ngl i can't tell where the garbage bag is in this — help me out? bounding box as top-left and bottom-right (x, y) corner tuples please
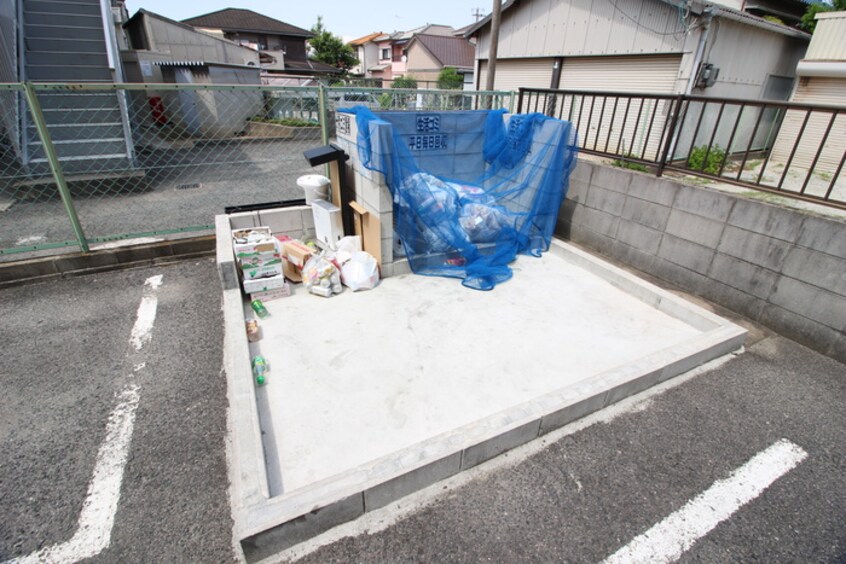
(341, 251), (380, 291)
(302, 252), (342, 297)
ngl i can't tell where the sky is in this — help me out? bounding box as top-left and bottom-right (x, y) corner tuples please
(122, 0), (490, 41)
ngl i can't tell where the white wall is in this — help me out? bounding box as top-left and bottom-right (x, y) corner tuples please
(700, 17), (806, 100)
(475, 0), (696, 60)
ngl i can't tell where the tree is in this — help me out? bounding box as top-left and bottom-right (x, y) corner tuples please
(309, 16), (358, 72)
(800, 0), (846, 33)
(436, 67), (464, 90)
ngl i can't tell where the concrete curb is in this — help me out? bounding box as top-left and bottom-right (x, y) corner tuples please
(221, 238), (747, 561)
(0, 236), (216, 288)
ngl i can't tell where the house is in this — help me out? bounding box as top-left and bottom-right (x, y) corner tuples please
(402, 34), (475, 86)
(0, 0), (135, 175)
(181, 8), (339, 77)
(121, 9), (260, 84)
(368, 33), (396, 81)
(465, 0), (811, 159)
(359, 24), (460, 83)
(349, 31), (383, 76)
(389, 24), (456, 77)
(770, 11), (846, 171)
(465, 0), (809, 100)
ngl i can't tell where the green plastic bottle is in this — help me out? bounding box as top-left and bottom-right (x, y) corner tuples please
(252, 356), (268, 386)
(250, 299), (269, 318)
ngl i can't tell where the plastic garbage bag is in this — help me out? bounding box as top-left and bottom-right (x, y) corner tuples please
(302, 252), (342, 297)
(341, 251), (380, 291)
(334, 236), (362, 265)
(459, 203), (510, 243)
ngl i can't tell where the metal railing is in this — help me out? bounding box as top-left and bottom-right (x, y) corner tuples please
(519, 88), (846, 210)
(0, 82), (513, 261)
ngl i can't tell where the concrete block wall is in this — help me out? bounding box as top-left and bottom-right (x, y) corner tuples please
(335, 112), (396, 266)
(559, 160), (846, 363)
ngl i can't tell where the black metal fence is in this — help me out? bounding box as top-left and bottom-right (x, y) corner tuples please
(518, 88), (846, 210)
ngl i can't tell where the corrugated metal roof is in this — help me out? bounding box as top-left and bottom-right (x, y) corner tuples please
(153, 60), (258, 69)
(713, 5), (811, 38)
(283, 59), (342, 74)
(465, 0), (810, 39)
(410, 34), (475, 69)
(182, 8), (313, 37)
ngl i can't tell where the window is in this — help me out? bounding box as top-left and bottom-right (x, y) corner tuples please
(381, 48), (390, 60)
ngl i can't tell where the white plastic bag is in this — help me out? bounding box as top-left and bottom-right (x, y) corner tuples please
(341, 251), (380, 291)
(302, 252), (342, 297)
(334, 236), (362, 265)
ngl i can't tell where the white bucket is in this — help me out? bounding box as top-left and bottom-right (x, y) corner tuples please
(297, 174), (331, 204)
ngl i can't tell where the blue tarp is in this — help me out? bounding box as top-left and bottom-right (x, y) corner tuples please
(341, 107), (578, 290)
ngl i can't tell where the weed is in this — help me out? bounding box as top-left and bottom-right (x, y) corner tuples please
(687, 145), (726, 175)
(611, 154), (649, 173)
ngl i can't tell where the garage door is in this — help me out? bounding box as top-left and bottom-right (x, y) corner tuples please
(477, 58), (555, 91)
(558, 55), (681, 93)
(556, 55), (682, 158)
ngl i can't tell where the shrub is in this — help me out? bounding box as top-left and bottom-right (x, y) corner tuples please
(437, 67), (464, 90)
(687, 145), (725, 175)
(392, 75), (418, 89)
(250, 117), (318, 127)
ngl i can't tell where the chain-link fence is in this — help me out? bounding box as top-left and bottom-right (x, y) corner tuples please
(0, 82), (513, 262)
(0, 83), (83, 259)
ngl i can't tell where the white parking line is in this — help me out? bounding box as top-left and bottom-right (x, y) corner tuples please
(5, 275), (163, 564)
(602, 439), (808, 564)
(8, 386), (142, 564)
(129, 275), (163, 351)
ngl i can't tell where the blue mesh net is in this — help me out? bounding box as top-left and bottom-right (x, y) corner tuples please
(341, 106), (578, 290)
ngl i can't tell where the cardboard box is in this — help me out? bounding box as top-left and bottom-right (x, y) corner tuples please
(232, 227), (277, 256)
(282, 240), (314, 268)
(243, 273), (288, 294)
(282, 260), (302, 283)
(241, 260), (284, 281)
(281, 240), (314, 283)
(250, 284), (292, 301)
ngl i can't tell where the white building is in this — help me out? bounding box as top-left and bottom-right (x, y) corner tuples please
(770, 11), (846, 171)
(465, 0), (809, 100)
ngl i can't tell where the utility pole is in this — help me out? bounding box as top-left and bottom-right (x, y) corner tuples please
(472, 8), (484, 21)
(484, 0), (502, 97)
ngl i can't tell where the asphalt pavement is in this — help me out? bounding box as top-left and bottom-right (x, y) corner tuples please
(0, 258), (234, 562)
(0, 257), (844, 563)
(291, 335), (846, 563)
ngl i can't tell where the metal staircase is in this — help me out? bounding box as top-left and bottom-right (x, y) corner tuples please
(20, 0), (135, 175)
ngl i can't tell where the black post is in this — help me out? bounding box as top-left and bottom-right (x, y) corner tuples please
(657, 95), (685, 178)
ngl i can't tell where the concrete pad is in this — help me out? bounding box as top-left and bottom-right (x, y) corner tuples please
(222, 239), (746, 559)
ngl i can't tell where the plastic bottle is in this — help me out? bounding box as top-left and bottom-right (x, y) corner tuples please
(250, 299), (269, 318)
(252, 355), (268, 386)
